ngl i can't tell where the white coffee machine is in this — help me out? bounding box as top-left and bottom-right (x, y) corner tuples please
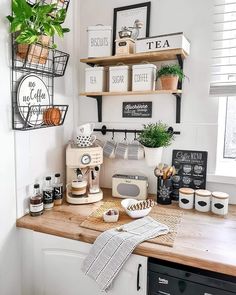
(66, 142), (103, 204)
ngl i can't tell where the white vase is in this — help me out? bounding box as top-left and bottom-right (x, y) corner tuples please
(144, 146), (163, 167)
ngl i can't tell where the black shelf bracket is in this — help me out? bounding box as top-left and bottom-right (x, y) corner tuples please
(173, 93), (181, 124)
(87, 95), (102, 122)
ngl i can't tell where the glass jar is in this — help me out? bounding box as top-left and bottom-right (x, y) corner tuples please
(30, 184), (43, 217)
(53, 173), (63, 205)
(43, 176), (54, 210)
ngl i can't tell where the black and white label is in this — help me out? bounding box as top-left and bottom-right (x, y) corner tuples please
(43, 190), (53, 204)
(54, 186), (63, 200)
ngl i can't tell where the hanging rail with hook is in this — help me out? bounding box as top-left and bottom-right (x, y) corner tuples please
(94, 125), (181, 136)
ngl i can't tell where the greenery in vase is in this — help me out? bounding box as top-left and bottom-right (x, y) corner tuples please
(6, 0), (70, 48)
(138, 122), (174, 148)
(157, 64), (184, 81)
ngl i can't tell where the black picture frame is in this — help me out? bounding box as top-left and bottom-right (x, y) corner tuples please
(112, 2), (151, 55)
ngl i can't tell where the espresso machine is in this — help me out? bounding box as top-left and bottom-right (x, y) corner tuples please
(66, 142), (103, 204)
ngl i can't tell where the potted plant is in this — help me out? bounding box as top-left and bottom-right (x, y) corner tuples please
(157, 64), (184, 91)
(138, 122), (174, 166)
(6, 0), (70, 64)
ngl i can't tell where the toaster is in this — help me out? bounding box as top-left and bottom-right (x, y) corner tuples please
(112, 174), (148, 200)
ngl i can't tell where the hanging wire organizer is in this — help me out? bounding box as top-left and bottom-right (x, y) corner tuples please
(11, 0), (70, 131)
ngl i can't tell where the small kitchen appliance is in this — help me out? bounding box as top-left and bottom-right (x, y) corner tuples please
(112, 174), (148, 200)
(66, 142), (103, 204)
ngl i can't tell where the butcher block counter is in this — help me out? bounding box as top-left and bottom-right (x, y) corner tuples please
(16, 188), (236, 277)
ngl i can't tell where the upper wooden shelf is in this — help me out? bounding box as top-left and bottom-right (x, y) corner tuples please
(80, 90), (182, 97)
(80, 49), (188, 66)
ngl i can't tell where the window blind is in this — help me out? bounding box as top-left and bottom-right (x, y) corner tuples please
(210, 0), (236, 95)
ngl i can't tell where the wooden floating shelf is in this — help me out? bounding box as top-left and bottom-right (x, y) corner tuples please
(80, 90), (182, 97)
(80, 49), (188, 66)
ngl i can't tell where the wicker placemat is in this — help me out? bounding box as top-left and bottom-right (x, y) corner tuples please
(80, 200), (183, 247)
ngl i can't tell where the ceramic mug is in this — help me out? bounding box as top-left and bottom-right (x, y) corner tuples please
(115, 142), (128, 159)
(103, 140), (116, 158)
(127, 143), (144, 160)
(77, 123), (95, 136)
(77, 135), (96, 147)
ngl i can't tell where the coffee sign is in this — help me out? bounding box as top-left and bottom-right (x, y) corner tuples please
(17, 74), (50, 126)
(171, 150), (208, 198)
(123, 102), (152, 118)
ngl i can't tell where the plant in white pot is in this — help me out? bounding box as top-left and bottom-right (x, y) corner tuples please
(138, 122), (174, 166)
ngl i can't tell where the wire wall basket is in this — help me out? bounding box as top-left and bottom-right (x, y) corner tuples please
(13, 42), (70, 77)
(26, 0), (70, 12)
(13, 104), (69, 131)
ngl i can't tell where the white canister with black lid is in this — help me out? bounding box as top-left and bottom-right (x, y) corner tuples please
(179, 188), (195, 209)
(212, 192), (229, 216)
(195, 189), (211, 212)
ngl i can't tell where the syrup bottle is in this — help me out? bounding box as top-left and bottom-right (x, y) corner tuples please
(53, 173), (63, 206)
(43, 176), (54, 210)
(30, 184), (43, 217)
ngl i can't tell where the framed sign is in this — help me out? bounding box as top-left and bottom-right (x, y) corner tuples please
(17, 74), (50, 126)
(123, 101), (152, 118)
(172, 150), (208, 197)
(113, 2), (151, 54)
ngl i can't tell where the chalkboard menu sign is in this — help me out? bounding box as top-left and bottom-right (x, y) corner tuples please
(172, 150), (208, 197)
(122, 102), (152, 118)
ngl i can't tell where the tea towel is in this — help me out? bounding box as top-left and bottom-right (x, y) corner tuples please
(82, 216), (169, 292)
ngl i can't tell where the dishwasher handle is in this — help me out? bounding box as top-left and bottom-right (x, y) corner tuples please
(137, 263), (142, 291)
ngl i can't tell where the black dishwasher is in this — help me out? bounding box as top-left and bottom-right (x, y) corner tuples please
(148, 258), (236, 295)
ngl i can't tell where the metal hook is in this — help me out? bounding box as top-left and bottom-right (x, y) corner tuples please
(124, 129), (127, 141)
(112, 129), (115, 140)
(134, 130), (137, 141)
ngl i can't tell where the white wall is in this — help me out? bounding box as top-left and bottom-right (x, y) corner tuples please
(15, 2), (77, 217)
(0, 1), (21, 294)
(77, 0), (236, 203)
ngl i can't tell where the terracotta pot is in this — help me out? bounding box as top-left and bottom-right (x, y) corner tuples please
(17, 35), (51, 65)
(160, 75), (179, 90)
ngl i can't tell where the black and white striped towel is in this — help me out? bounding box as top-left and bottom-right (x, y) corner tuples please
(82, 216), (169, 292)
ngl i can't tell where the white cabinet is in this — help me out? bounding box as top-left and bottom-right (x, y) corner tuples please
(20, 230), (147, 295)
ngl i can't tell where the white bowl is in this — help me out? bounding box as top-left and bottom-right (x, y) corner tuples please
(121, 199), (152, 219)
(103, 209), (119, 223)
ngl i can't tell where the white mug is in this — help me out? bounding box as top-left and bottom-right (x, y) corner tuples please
(77, 135), (96, 147)
(77, 123), (95, 136)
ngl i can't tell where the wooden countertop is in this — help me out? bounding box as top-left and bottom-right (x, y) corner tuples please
(16, 189), (236, 277)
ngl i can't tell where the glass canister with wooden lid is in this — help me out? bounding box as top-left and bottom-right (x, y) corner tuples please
(195, 189), (211, 212)
(212, 191), (229, 215)
(179, 187), (195, 209)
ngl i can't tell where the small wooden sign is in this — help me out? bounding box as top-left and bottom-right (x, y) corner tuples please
(122, 102), (152, 118)
(171, 150), (208, 198)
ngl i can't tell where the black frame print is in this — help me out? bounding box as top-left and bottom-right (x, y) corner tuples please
(112, 2), (151, 55)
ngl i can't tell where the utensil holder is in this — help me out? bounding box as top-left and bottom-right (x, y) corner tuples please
(157, 177), (173, 205)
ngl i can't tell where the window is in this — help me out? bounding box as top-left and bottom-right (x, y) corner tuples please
(224, 96), (236, 158)
(211, 0), (236, 174)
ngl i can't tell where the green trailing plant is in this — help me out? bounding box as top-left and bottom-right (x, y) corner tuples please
(138, 122), (174, 148)
(157, 64), (184, 81)
(6, 0), (70, 48)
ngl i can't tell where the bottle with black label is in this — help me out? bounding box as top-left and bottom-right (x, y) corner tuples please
(53, 173), (63, 206)
(30, 184), (44, 217)
(43, 176), (54, 210)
